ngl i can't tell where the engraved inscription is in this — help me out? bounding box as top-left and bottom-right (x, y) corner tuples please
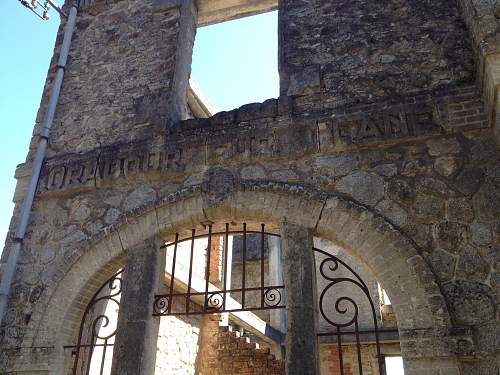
(322, 106), (436, 146)
(40, 106), (439, 194)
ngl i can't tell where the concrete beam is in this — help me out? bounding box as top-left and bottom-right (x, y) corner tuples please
(196, 0), (277, 26)
(187, 79), (215, 118)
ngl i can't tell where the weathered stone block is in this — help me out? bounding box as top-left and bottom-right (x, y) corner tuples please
(286, 66), (321, 97)
(335, 171), (384, 207)
(442, 280), (495, 325)
(473, 181), (500, 222)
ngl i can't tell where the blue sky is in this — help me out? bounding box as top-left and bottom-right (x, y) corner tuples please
(0, 4), (279, 247)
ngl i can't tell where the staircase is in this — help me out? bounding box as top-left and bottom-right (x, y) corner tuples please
(214, 326), (285, 375)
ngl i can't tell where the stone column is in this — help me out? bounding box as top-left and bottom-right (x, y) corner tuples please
(280, 220), (319, 375)
(110, 238), (165, 375)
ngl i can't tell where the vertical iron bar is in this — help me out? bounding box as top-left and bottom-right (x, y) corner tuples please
(84, 331), (96, 375)
(99, 339), (107, 375)
(374, 322), (385, 375)
(379, 355), (387, 375)
(168, 233), (179, 315)
(222, 223), (229, 311)
(72, 333), (84, 375)
(337, 326), (344, 375)
(354, 320), (364, 375)
(186, 229), (196, 314)
(373, 312), (384, 375)
(204, 225), (213, 311)
(241, 223), (247, 309)
(260, 223), (265, 308)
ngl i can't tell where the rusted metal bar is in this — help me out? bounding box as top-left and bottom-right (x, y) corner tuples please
(71, 271), (123, 375)
(99, 339), (107, 375)
(204, 225), (213, 311)
(168, 233), (179, 315)
(337, 326), (345, 375)
(260, 223), (265, 309)
(84, 330), (95, 375)
(354, 320), (364, 375)
(316, 328), (399, 337)
(241, 223), (247, 309)
(222, 223), (229, 311)
(153, 285), (285, 316)
(186, 229), (196, 314)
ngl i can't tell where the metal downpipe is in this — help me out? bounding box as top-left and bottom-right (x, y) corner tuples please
(0, 4), (78, 327)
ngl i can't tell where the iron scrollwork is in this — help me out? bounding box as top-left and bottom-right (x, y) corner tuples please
(153, 295), (170, 315)
(71, 270), (123, 375)
(205, 292), (225, 312)
(314, 247), (385, 375)
(316, 251), (372, 328)
(263, 287), (283, 308)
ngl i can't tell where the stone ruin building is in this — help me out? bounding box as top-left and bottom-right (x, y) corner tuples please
(1, 0), (500, 374)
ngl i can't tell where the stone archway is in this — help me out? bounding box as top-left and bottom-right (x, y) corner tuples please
(28, 179), (459, 374)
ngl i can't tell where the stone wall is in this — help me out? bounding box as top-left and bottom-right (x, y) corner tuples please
(2, 0), (500, 373)
(155, 300), (202, 375)
(27, 0), (196, 159)
(2, 100), (498, 372)
(279, 0), (474, 105)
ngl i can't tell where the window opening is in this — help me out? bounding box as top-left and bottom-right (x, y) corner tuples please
(378, 283), (392, 305)
(191, 11), (279, 113)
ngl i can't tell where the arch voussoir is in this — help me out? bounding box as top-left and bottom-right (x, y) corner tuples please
(315, 196), (452, 335)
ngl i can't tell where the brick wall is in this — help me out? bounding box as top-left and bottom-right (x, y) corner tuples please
(320, 343), (402, 375)
(198, 315), (284, 375)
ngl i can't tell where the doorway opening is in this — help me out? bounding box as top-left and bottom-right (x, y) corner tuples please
(66, 223), (404, 375)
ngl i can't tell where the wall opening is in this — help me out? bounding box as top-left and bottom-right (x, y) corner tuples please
(191, 11), (279, 113)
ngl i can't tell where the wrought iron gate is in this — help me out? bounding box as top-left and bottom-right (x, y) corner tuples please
(67, 223), (398, 375)
(68, 270), (123, 375)
(313, 247), (397, 375)
(153, 223), (284, 316)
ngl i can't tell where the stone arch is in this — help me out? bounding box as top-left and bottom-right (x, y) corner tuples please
(28, 181), (454, 373)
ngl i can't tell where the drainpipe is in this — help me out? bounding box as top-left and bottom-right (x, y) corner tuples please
(0, 3), (78, 327)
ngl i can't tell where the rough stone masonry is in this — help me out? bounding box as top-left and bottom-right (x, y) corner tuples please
(1, 0), (500, 374)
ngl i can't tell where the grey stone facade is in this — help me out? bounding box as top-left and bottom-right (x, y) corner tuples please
(1, 0), (500, 374)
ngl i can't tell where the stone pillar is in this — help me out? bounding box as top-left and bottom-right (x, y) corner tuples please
(280, 220), (319, 375)
(110, 238), (165, 375)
